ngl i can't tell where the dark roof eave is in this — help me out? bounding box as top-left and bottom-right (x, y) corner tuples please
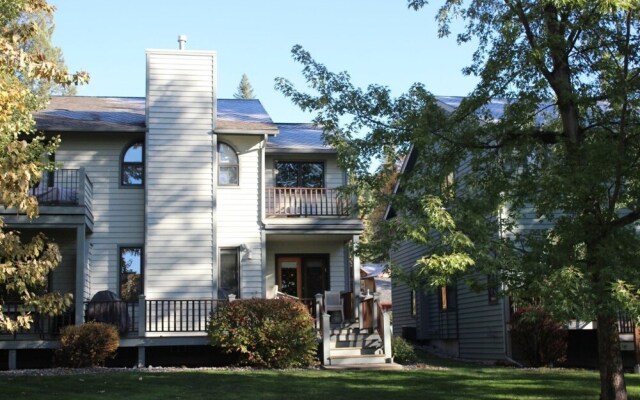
(265, 148), (337, 154)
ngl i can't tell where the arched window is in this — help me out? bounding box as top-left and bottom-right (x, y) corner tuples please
(122, 141), (144, 186)
(218, 142), (239, 186)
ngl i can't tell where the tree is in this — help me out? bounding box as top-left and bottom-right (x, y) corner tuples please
(233, 73), (255, 99)
(0, 0), (87, 333)
(276, 2), (640, 398)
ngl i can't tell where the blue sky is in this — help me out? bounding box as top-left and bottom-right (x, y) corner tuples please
(50, 0), (478, 123)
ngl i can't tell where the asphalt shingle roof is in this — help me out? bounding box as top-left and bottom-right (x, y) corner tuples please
(268, 123), (334, 153)
(34, 96), (279, 134)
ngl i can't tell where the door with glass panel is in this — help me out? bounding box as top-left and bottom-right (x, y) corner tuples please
(277, 255), (329, 299)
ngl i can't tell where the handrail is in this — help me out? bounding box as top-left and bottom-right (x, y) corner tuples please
(266, 187), (352, 217)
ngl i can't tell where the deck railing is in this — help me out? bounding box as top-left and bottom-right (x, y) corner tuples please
(145, 299), (224, 333)
(29, 169), (93, 213)
(0, 303), (75, 339)
(266, 187), (352, 217)
(618, 313), (635, 334)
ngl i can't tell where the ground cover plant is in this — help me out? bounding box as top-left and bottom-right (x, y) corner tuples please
(2, 351), (639, 400)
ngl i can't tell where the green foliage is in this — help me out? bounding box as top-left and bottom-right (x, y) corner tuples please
(208, 299), (317, 368)
(277, 2), (640, 397)
(391, 336), (418, 365)
(55, 322), (119, 368)
(0, 0), (87, 334)
(233, 73), (255, 99)
(511, 306), (568, 367)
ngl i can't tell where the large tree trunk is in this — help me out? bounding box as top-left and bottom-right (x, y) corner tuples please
(597, 313), (627, 400)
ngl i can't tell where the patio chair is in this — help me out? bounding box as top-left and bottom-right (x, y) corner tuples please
(324, 290), (344, 322)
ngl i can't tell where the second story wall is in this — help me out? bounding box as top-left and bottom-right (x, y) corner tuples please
(56, 132), (145, 296)
(216, 134), (263, 298)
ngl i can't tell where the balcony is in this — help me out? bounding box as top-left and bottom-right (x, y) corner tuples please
(0, 168), (95, 229)
(266, 187), (352, 217)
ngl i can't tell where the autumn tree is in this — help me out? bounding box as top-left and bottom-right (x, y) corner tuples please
(276, 1), (640, 399)
(0, 0), (87, 333)
(234, 73), (255, 99)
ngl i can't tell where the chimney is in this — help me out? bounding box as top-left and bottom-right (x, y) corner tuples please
(178, 34), (187, 50)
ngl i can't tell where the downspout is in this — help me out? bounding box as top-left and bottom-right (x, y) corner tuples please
(498, 202), (512, 359)
(260, 134), (268, 298)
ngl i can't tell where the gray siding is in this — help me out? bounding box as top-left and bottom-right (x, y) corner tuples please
(389, 240), (426, 334)
(145, 50), (216, 299)
(56, 133), (145, 297)
(456, 273), (506, 360)
(217, 135), (263, 298)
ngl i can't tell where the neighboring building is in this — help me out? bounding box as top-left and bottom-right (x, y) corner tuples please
(387, 98), (637, 366)
(0, 45), (382, 368)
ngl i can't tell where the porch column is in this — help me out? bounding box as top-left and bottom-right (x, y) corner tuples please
(74, 225), (87, 325)
(352, 235), (361, 322)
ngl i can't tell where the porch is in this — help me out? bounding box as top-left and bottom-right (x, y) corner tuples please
(0, 292), (393, 368)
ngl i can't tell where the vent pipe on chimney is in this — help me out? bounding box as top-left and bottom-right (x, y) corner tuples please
(178, 35), (187, 50)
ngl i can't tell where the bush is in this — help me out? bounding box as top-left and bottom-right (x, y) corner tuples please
(392, 336), (418, 364)
(208, 298), (317, 368)
(511, 306), (567, 367)
(55, 322), (119, 367)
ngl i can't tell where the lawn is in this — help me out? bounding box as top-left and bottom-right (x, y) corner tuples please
(3, 353), (639, 400)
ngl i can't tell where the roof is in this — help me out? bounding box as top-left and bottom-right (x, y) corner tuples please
(35, 97), (146, 132)
(267, 123), (335, 154)
(34, 96), (278, 134)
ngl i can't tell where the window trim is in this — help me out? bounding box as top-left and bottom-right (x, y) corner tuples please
(219, 247), (241, 299)
(438, 285), (457, 312)
(217, 141), (240, 187)
(118, 245), (144, 302)
(273, 160), (326, 188)
(410, 289), (417, 318)
(120, 140), (144, 187)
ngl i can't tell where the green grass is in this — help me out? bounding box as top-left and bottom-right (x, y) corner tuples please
(3, 353), (640, 400)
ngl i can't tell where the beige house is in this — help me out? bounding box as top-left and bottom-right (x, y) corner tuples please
(0, 45), (392, 369)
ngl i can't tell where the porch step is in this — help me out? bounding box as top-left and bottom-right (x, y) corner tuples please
(329, 346), (382, 357)
(328, 354), (390, 366)
(331, 335), (381, 348)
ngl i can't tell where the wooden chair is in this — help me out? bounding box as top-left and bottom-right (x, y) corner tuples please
(324, 290), (344, 322)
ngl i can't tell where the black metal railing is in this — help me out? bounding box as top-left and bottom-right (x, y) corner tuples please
(0, 303), (75, 339)
(145, 299), (225, 333)
(618, 313), (635, 334)
(30, 169), (79, 204)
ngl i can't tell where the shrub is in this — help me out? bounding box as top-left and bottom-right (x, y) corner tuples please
(55, 322), (119, 367)
(392, 336), (418, 364)
(511, 306), (567, 367)
(208, 298), (317, 368)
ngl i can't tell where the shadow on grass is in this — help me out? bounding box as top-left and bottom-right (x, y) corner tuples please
(3, 364), (639, 400)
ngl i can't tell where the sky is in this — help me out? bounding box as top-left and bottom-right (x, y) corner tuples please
(49, 0), (478, 123)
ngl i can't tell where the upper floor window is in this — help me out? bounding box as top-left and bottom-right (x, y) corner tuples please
(122, 141), (144, 186)
(275, 161), (324, 188)
(218, 142), (239, 186)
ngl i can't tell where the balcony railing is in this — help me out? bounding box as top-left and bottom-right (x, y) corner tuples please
(266, 187), (352, 217)
(29, 168), (93, 211)
(0, 303), (75, 339)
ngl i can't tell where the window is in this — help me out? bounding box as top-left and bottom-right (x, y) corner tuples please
(218, 142), (239, 186)
(438, 285), (457, 312)
(219, 248), (240, 299)
(275, 161), (324, 188)
(119, 247), (143, 302)
(488, 274), (500, 305)
(121, 141), (144, 186)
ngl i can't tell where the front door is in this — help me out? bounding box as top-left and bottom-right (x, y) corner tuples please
(277, 256), (302, 297)
(277, 255), (329, 299)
